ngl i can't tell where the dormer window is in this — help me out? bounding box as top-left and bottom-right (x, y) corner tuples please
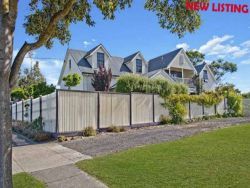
(69, 59), (72, 70)
(203, 70), (208, 82)
(136, 59), (142, 73)
(97, 52), (105, 68)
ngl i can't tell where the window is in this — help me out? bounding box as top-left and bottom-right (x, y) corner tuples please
(203, 70), (208, 82)
(97, 52), (105, 68)
(170, 71), (182, 78)
(69, 59), (71, 70)
(136, 59), (142, 73)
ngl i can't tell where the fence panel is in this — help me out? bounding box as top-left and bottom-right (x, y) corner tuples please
(204, 106), (215, 116)
(190, 103), (203, 118)
(58, 91), (98, 132)
(12, 103), (16, 121)
(32, 98), (40, 120)
(132, 93), (153, 124)
(100, 93), (130, 128)
(243, 99), (250, 117)
(217, 100), (225, 115)
(23, 99), (31, 122)
(42, 92), (56, 133)
(16, 101), (23, 121)
(154, 95), (169, 122)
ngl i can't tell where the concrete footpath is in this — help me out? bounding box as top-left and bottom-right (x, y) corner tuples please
(13, 134), (107, 188)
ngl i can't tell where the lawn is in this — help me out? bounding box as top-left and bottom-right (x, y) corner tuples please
(77, 124), (250, 188)
(13, 172), (45, 188)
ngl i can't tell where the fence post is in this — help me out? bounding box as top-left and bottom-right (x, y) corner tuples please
(202, 104), (205, 116)
(152, 94), (155, 123)
(22, 100), (24, 122)
(10, 102), (12, 121)
(97, 92), (100, 130)
(189, 101), (192, 120)
(40, 96), (42, 118)
(56, 90), (59, 134)
(214, 104), (217, 115)
(130, 92), (132, 127)
(15, 102), (17, 121)
(30, 97), (33, 122)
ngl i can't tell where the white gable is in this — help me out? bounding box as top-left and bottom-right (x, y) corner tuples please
(168, 50), (195, 71)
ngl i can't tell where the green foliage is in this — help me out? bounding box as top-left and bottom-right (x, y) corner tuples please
(11, 82), (55, 101)
(92, 67), (112, 91)
(216, 83), (241, 96)
(57, 135), (67, 142)
(63, 73), (81, 89)
(209, 59), (237, 81)
(11, 62), (55, 101)
(83, 127), (96, 137)
(18, 61), (46, 88)
(116, 74), (188, 97)
(163, 92), (224, 124)
(11, 88), (28, 101)
(227, 91), (243, 117)
(13, 172), (46, 188)
(186, 50), (205, 66)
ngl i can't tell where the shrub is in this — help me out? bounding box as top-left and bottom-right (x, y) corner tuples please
(57, 135), (67, 142)
(159, 115), (172, 125)
(227, 91), (243, 117)
(107, 126), (124, 133)
(116, 74), (187, 97)
(83, 127), (96, 137)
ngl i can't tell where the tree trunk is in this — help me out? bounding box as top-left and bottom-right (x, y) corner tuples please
(0, 2), (17, 187)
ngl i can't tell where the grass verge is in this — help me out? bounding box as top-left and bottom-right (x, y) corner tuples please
(77, 124), (250, 188)
(13, 172), (45, 188)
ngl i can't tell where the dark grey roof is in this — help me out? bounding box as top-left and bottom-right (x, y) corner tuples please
(68, 48), (133, 76)
(148, 48), (182, 72)
(195, 62), (206, 74)
(123, 51), (139, 64)
(84, 44), (102, 57)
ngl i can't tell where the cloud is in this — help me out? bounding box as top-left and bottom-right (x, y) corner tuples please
(83, 39), (97, 48)
(241, 40), (250, 48)
(241, 59), (250, 65)
(176, 43), (189, 50)
(199, 35), (249, 58)
(13, 49), (63, 85)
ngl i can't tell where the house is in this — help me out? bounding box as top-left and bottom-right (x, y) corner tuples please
(58, 44), (217, 93)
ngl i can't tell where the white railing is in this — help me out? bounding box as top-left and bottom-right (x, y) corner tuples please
(172, 77), (195, 88)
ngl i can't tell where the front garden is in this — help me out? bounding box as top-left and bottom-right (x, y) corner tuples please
(77, 124), (250, 188)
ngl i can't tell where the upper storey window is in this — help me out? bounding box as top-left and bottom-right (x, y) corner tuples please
(203, 70), (208, 82)
(97, 52), (105, 68)
(136, 59), (142, 73)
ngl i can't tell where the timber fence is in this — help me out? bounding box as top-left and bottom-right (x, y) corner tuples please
(11, 89), (228, 134)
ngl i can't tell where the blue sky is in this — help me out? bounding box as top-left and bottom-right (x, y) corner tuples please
(14, 1), (250, 92)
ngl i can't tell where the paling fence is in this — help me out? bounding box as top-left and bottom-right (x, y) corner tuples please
(243, 99), (250, 117)
(11, 90), (227, 134)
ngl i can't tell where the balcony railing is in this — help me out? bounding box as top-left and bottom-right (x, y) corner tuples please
(172, 77), (195, 88)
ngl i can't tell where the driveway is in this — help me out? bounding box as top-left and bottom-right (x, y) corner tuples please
(61, 117), (250, 157)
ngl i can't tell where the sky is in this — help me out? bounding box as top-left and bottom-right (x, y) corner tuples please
(14, 0), (250, 92)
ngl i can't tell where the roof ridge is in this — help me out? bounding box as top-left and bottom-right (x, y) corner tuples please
(149, 48), (182, 62)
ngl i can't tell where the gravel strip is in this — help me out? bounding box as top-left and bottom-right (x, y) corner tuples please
(61, 117), (250, 157)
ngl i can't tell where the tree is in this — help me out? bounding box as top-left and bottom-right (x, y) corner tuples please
(92, 67), (112, 91)
(209, 59), (237, 81)
(186, 50), (205, 66)
(18, 61), (45, 89)
(0, 1), (203, 187)
(62, 73), (81, 90)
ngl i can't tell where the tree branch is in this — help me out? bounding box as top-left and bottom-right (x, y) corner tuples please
(9, 0), (76, 89)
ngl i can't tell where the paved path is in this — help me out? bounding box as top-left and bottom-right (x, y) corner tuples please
(62, 117), (250, 157)
(13, 139), (107, 188)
